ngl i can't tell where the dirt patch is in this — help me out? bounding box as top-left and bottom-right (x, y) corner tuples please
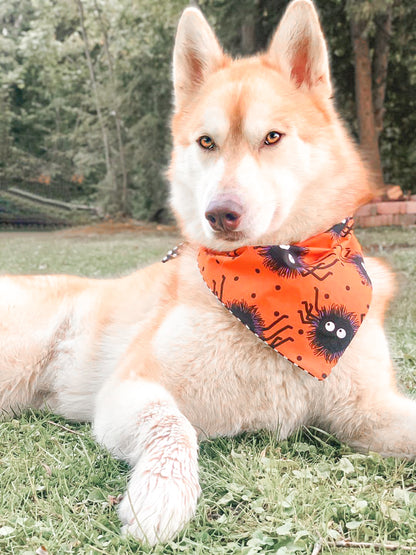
(59, 220), (178, 237)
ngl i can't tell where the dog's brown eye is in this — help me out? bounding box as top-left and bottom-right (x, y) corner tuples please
(198, 135), (216, 150)
(264, 131), (282, 145)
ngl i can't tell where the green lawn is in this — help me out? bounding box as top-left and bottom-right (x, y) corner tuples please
(0, 226), (416, 555)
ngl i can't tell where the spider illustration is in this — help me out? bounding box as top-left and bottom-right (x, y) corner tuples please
(226, 300), (265, 336)
(298, 287), (359, 363)
(212, 274), (226, 301)
(261, 314), (294, 349)
(347, 253), (372, 286)
(257, 245), (308, 278)
(329, 218), (354, 238)
(257, 245), (338, 281)
(211, 274), (295, 349)
(225, 300), (294, 349)
(329, 246), (372, 288)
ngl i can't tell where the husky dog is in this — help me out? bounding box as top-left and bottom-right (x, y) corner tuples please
(1, 0), (415, 545)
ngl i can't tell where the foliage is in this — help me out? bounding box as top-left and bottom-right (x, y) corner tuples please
(380, 1), (416, 188)
(0, 0), (187, 218)
(0, 0), (415, 220)
(0, 226), (415, 553)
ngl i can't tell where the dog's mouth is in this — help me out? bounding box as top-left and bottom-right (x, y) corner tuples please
(215, 230), (245, 242)
(204, 229), (251, 251)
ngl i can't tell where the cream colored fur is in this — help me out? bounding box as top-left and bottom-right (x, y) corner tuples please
(1, 0), (415, 545)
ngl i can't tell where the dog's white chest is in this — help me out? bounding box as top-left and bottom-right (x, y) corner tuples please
(153, 303), (316, 439)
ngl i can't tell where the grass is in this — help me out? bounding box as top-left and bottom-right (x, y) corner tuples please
(0, 225), (416, 555)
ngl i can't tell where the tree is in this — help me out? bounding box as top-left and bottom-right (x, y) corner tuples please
(347, 0), (392, 189)
(1, 0), (415, 223)
(76, 0), (117, 210)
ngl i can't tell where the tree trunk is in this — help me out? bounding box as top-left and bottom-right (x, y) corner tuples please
(93, 0), (128, 215)
(76, 0), (116, 201)
(241, 11), (256, 55)
(373, 7), (392, 138)
(350, 17), (384, 188)
(0, 93), (11, 189)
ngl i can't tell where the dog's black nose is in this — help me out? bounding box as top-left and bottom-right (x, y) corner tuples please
(205, 198), (243, 232)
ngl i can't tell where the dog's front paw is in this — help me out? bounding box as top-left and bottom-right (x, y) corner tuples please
(119, 460), (201, 545)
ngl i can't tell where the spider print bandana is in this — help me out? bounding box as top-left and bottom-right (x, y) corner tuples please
(197, 218), (372, 380)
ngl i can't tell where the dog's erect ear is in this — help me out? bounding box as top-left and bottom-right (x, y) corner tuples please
(266, 0), (332, 96)
(173, 8), (225, 111)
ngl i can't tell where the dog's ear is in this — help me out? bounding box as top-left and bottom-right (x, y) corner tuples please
(173, 7), (225, 112)
(266, 0), (332, 96)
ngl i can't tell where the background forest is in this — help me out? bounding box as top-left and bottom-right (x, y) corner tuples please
(0, 0), (415, 222)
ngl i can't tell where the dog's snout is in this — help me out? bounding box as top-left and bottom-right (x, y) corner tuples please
(205, 198), (243, 232)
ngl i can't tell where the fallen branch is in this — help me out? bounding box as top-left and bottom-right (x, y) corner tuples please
(335, 540), (416, 552)
(311, 543), (322, 555)
(7, 187), (99, 213)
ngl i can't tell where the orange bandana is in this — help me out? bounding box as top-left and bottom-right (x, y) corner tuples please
(197, 218), (372, 380)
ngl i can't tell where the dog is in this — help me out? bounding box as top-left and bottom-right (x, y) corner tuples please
(1, 0), (415, 545)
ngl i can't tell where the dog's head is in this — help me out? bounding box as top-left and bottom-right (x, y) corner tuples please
(169, 0), (373, 249)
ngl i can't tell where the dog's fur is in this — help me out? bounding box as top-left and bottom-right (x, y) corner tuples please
(1, 0), (415, 545)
